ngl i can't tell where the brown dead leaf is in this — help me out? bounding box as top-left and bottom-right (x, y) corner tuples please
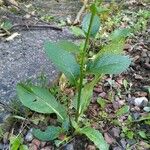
(6, 32), (20, 41)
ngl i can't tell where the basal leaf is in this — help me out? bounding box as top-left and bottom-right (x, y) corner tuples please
(44, 41), (80, 84)
(56, 40), (80, 54)
(87, 54), (131, 75)
(82, 13), (100, 37)
(33, 126), (62, 141)
(79, 127), (109, 150)
(17, 84), (67, 122)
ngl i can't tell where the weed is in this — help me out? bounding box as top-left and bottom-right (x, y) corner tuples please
(16, 1), (131, 149)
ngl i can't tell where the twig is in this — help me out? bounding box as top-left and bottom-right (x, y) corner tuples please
(11, 24), (62, 31)
(5, 0), (62, 31)
(73, 0), (88, 25)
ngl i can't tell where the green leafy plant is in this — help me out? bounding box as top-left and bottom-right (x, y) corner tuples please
(9, 135), (29, 150)
(17, 2), (131, 149)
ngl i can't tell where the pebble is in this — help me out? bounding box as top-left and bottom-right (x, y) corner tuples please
(32, 139), (41, 148)
(25, 129), (33, 142)
(41, 146), (52, 150)
(113, 147), (122, 150)
(120, 139), (127, 149)
(134, 97), (148, 107)
(28, 143), (38, 150)
(87, 145), (96, 150)
(143, 107), (150, 112)
(134, 74), (143, 80)
(0, 143), (4, 149)
(132, 112), (140, 120)
(64, 143), (74, 150)
(110, 127), (120, 138)
(134, 91), (148, 97)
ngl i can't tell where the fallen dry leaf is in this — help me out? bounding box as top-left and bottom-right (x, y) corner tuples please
(6, 32), (20, 41)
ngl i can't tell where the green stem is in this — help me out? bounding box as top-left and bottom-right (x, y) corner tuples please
(75, 12), (95, 122)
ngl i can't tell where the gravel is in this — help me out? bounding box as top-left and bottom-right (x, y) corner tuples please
(0, 27), (76, 104)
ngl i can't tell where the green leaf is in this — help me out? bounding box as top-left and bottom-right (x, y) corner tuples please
(79, 127), (109, 150)
(33, 126), (62, 141)
(97, 98), (107, 109)
(143, 107), (150, 112)
(138, 131), (147, 139)
(62, 118), (70, 132)
(10, 135), (23, 150)
(110, 28), (131, 41)
(116, 105), (130, 116)
(17, 84), (67, 122)
(1, 20), (13, 30)
(20, 145), (29, 150)
(126, 131), (134, 139)
(44, 41), (80, 84)
(74, 76), (100, 115)
(56, 40), (80, 54)
(87, 54), (131, 75)
(82, 13), (100, 37)
(136, 114), (150, 122)
(70, 26), (85, 37)
(96, 39), (125, 58)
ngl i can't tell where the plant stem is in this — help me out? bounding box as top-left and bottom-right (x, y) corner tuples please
(75, 12), (95, 122)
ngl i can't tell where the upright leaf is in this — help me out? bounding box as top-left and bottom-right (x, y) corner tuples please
(44, 41), (80, 84)
(82, 13), (100, 37)
(96, 39), (125, 58)
(70, 26), (85, 37)
(110, 28), (131, 41)
(17, 84), (67, 122)
(74, 76), (101, 115)
(79, 127), (109, 150)
(56, 40), (80, 54)
(87, 54), (131, 75)
(33, 126), (62, 141)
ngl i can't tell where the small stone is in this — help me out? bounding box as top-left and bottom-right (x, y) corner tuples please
(113, 147), (122, 150)
(120, 139), (127, 149)
(144, 63), (150, 70)
(64, 143), (74, 150)
(41, 146), (52, 150)
(134, 74), (143, 80)
(32, 139), (41, 148)
(41, 142), (46, 148)
(134, 91), (148, 97)
(134, 106), (141, 111)
(28, 143), (38, 150)
(143, 107), (150, 112)
(99, 92), (107, 99)
(124, 44), (132, 51)
(110, 127), (120, 138)
(112, 101), (120, 110)
(126, 139), (136, 146)
(94, 87), (103, 93)
(25, 129), (33, 142)
(132, 112), (140, 120)
(0, 144), (4, 149)
(87, 145), (96, 150)
(104, 133), (115, 144)
(133, 55), (140, 62)
(134, 97), (148, 107)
